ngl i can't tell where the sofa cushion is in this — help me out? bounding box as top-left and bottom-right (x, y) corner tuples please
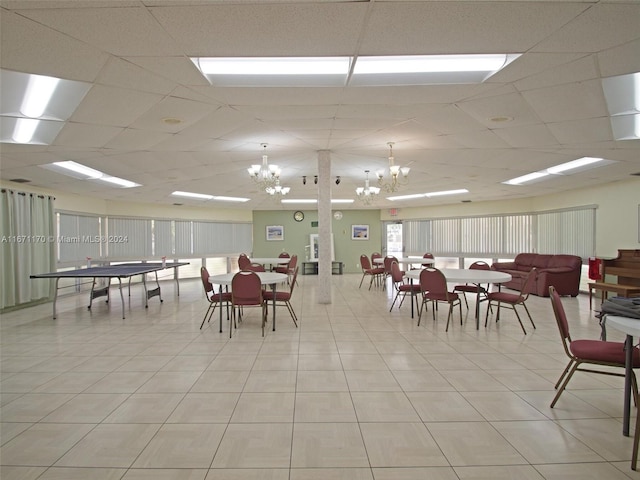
(548, 254), (582, 269)
(532, 254), (552, 269)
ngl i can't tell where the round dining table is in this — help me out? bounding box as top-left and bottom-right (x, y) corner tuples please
(373, 256), (435, 268)
(404, 268), (512, 328)
(208, 271), (288, 337)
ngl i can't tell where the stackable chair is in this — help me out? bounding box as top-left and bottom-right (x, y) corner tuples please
(245, 262), (266, 272)
(199, 266), (231, 330)
(418, 267), (462, 331)
(238, 253), (251, 271)
(231, 271), (267, 337)
(286, 254), (298, 285)
(263, 266), (300, 327)
(383, 255), (402, 289)
(359, 254), (384, 289)
(484, 268), (537, 334)
(421, 253), (435, 267)
(549, 285), (639, 418)
(389, 260), (420, 311)
(454, 261), (491, 309)
(273, 252), (290, 274)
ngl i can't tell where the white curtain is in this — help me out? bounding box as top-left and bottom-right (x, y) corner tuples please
(0, 189), (55, 309)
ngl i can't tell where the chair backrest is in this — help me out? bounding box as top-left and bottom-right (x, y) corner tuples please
(288, 266), (299, 295)
(469, 261), (491, 271)
(419, 267), (448, 297)
(383, 255), (398, 275)
(371, 252), (382, 265)
(238, 254), (251, 270)
(518, 267), (538, 301)
(200, 266), (213, 295)
(287, 254), (297, 272)
(279, 252), (290, 258)
(549, 286), (572, 356)
(422, 253), (434, 267)
(391, 261), (404, 284)
(246, 262), (265, 272)
(231, 271), (263, 306)
(360, 254), (372, 270)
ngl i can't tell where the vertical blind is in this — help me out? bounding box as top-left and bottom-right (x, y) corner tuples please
(403, 205), (595, 259)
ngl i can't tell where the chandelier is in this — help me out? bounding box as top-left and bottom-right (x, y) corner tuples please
(376, 142), (410, 192)
(265, 178), (290, 196)
(247, 143), (281, 190)
(355, 170), (380, 205)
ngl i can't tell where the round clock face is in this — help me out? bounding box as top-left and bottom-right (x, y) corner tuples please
(333, 211), (343, 220)
(294, 211), (304, 222)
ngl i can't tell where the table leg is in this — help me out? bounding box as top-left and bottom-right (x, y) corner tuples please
(117, 278), (125, 319)
(475, 284), (481, 330)
(218, 285), (224, 335)
(52, 277), (60, 319)
(272, 283), (277, 331)
(410, 278), (415, 319)
(623, 334), (633, 436)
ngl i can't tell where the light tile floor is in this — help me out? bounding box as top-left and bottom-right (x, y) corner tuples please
(1, 273), (640, 479)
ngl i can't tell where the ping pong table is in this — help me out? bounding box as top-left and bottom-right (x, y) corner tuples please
(30, 262), (189, 319)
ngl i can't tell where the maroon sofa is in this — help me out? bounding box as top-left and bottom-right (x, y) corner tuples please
(491, 253), (582, 297)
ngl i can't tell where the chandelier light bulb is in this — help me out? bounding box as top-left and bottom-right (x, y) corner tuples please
(377, 141), (410, 192)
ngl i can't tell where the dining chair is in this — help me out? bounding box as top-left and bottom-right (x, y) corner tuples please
(273, 252), (291, 274)
(422, 253), (434, 267)
(286, 254), (298, 285)
(484, 268), (537, 334)
(238, 253), (251, 271)
(231, 270), (267, 337)
(263, 266), (299, 327)
(453, 261), (491, 309)
(389, 260), (420, 311)
(418, 267), (462, 331)
(359, 254), (384, 290)
(245, 262), (266, 272)
(199, 266), (231, 330)
(549, 286), (639, 410)
(383, 255), (402, 290)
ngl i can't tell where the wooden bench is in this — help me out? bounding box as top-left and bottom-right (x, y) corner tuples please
(589, 251), (640, 309)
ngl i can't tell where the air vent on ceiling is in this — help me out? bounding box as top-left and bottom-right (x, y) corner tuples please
(10, 178), (31, 183)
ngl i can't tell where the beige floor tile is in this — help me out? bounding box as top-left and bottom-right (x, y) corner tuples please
(352, 391), (420, 422)
(115, 356), (173, 372)
(297, 354), (342, 370)
(37, 467), (127, 479)
(167, 392), (240, 423)
(461, 391), (548, 421)
(0, 393), (76, 422)
(208, 354), (257, 371)
(243, 370), (297, 392)
(160, 355), (214, 371)
(0, 423), (95, 466)
(339, 354), (389, 371)
(83, 371), (155, 393)
(291, 423), (368, 468)
(345, 370), (402, 391)
(132, 424), (225, 468)
(204, 469), (289, 480)
(290, 468), (374, 479)
(0, 372), (62, 393)
(231, 392), (295, 423)
(488, 370), (554, 391)
(253, 354), (298, 371)
(55, 424), (160, 468)
(122, 469), (207, 480)
(0, 466), (47, 480)
(536, 462), (634, 479)
(0, 422), (32, 445)
(41, 393), (129, 423)
(360, 422), (449, 467)
(492, 420), (605, 464)
(212, 423), (293, 468)
(408, 391), (484, 422)
(103, 393), (184, 423)
(555, 418), (636, 462)
(372, 467), (458, 480)
(190, 370), (250, 392)
(136, 371), (201, 393)
(427, 421), (527, 466)
(296, 370), (348, 392)
(294, 392), (357, 422)
(453, 465), (546, 479)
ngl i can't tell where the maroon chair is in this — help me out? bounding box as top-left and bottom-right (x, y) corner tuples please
(286, 254), (298, 285)
(199, 266), (231, 330)
(453, 261), (491, 309)
(359, 254), (384, 290)
(273, 252), (291, 274)
(263, 266), (299, 327)
(549, 285), (639, 410)
(245, 262), (265, 272)
(238, 253), (251, 271)
(421, 253), (434, 268)
(383, 255), (402, 289)
(231, 271), (267, 337)
(389, 261), (420, 311)
(484, 268), (537, 334)
(418, 267), (462, 332)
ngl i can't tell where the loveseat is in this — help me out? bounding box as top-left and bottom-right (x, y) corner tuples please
(491, 253), (582, 297)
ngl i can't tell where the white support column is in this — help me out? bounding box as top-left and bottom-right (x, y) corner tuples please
(317, 150), (332, 304)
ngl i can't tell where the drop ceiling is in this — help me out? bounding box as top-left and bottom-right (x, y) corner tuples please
(0, 0), (639, 210)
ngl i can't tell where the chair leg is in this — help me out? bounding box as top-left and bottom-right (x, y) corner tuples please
(550, 361), (579, 407)
(633, 403), (640, 470)
(460, 291), (468, 309)
(513, 306), (528, 335)
(445, 302), (454, 332)
(418, 297), (426, 326)
(522, 303), (536, 330)
(286, 300), (298, 327)
(359, 273), (365, 288)
(484, 300), (493, 327)
(200, 303), (214, 329)
(554, 359), (574, 389)
(390, 290), (400, 311)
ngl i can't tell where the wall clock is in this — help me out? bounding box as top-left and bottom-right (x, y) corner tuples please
(293, 211), (304, 222)
(333, 211), (343, 220)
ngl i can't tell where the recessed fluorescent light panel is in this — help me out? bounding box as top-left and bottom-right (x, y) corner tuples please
(602, 72), (640, 140)
(280, 199), (354, 204)
(0, 69), (91, 145)
(503, 157), (612, 185)
(388, 189), (469, 201)
(171, 191), (249, 203)
(40, 161), (141, 188)
(191, 54), (520, 87)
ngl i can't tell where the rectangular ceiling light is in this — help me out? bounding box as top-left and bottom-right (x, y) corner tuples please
(350, 54), (521, 86)
(192, 57), (350, 87)
(388, 189), (469, 201)
(503, 157), (612, 185)
(170, 191), (249, 202)
(280, 199), (354, 204)
(41, 161), (140, 188)
(21, 74), (60, 118)
(213, 196), (250, 203)
(602, 72), (639, 140)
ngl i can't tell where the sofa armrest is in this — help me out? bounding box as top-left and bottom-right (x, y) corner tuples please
(492, 261), (516, 271)
(539, 267), (574, 274)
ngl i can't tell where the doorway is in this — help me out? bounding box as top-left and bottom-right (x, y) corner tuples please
(385, 222), (403, 257)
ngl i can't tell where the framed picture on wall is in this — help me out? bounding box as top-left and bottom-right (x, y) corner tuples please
(266, 225), (284, 241)
(351, 224), (369, 240)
